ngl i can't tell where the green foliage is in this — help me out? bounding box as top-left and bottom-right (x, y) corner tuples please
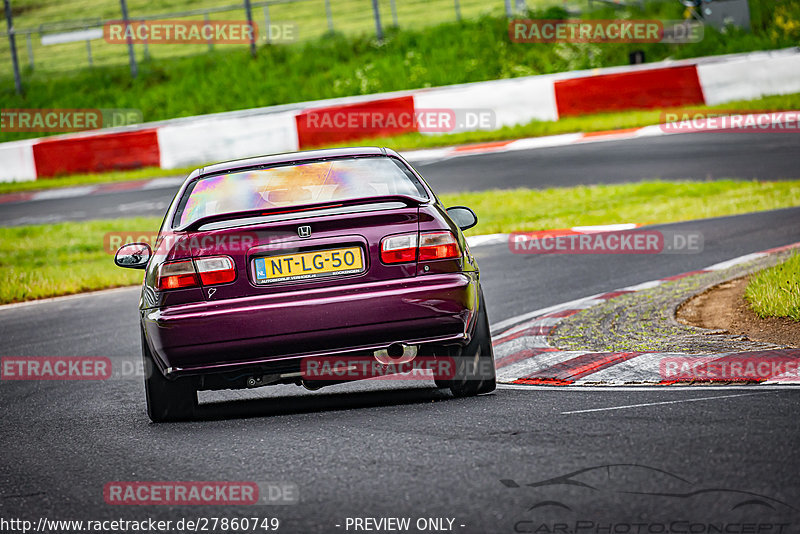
(442, 180), (800, 236)
(746, 253), (800, 321)
(0, 217), (160, 304)
(3, 180), (798, 304)
(2, 2), (799, 143)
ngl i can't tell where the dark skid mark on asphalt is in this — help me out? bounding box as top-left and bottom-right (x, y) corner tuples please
(1, 492), (46, 499)
(190, 386), (457, 422)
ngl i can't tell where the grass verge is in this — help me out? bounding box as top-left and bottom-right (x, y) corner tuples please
(446, 180), (800, 235)
(3, 91), (800, 194)
(0, 167), (194, 195)
(0, 217), (160, 304)
(2, 179), (800, 304)
(745, 253), (800, 321)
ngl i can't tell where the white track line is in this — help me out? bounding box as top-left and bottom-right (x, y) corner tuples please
(560, 392), (773, 414)
(490, 293), (604, 334)
(0, 286), (139, 311)
(497, 384), (798, 391)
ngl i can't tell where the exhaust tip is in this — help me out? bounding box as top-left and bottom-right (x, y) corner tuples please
(301, 380), (325, 391)
(374, 344), (417, 365)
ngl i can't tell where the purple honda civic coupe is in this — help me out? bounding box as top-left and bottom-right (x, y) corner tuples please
(114, 147), (495, 421)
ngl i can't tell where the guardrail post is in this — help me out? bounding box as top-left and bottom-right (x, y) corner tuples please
(262, 6), (270, 44)
(26, 32), (33, 70)
(119, 0), (137, 78)
(389, 0), (398, 26)
(3, 0), (22, 94)
(243, 0), (256, 57)
(454, 0), (462, 21)
(205, 13), (214, 51)
(325, 0), (334, 32)
(371, 0), (383, 41)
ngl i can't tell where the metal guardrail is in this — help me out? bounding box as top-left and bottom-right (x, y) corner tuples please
(588, 0), (646, 8)
(2, 0), (698, 89)
(1, 0), (538, 80)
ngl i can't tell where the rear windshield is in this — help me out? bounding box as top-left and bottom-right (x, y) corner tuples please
(173, 156), (428, 228)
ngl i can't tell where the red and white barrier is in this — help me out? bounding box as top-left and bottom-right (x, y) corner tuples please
(0, 140), (37, 182)
(554, 65), (705, 116)
(696, 50), (800, 105)
(414, 74), (561, 129)
(3, 48), (799, 182)
(295, 95), (417, 147)
(156, 110), (299, 170)
(32, 129), (161, 177)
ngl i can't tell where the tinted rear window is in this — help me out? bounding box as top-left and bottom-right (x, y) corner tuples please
(174, 156), (428, 228)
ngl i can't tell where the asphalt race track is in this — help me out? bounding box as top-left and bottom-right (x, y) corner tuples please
(419, 130), (800, 192)
(1, 132), (799, 532)
(1, 130), (799, 226)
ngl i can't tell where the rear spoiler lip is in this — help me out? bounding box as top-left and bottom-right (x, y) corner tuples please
(174, 194), (429, 233)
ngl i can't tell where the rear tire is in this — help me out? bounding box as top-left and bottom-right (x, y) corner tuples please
(448, 291), (496, 397)
(141, 332), (197, 422)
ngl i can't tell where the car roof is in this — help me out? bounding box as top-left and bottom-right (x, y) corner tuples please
(199, 147), (399, 176)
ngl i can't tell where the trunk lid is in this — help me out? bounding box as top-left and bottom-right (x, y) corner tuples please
(185, 199), (420, 301)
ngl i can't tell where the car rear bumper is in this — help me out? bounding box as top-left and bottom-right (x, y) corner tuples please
(142, 273), (478, 376)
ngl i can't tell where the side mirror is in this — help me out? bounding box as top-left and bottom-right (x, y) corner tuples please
(446, 206), (478, 231)
(115, 243), (152, 270)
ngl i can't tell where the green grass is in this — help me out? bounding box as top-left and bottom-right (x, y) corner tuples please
(2, 179), (800, 304)
(0, 217), (160, 304)
(2, 0), (519, 75)
(3, 91), (800, 192)
(745, 253), (800, 321)
(0, 166), (194, 195)
(2, 0), (800, 143)
(449, 180), (800, 235)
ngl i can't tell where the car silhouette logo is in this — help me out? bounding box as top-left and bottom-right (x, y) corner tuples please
(298, 225), (311, 238)
(502, 464), (797, 518)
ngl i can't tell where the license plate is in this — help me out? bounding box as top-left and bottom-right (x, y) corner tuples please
(253, 247), (364, 284)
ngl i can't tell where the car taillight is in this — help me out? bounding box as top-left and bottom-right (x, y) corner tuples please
(156, 256), (236, 290)
(381, 233), (418, 264)
(195, 256), (237, 285)
(419, 231), (461, 261)
(380, 231), (461, 264)
(157, 260), (199, 291)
